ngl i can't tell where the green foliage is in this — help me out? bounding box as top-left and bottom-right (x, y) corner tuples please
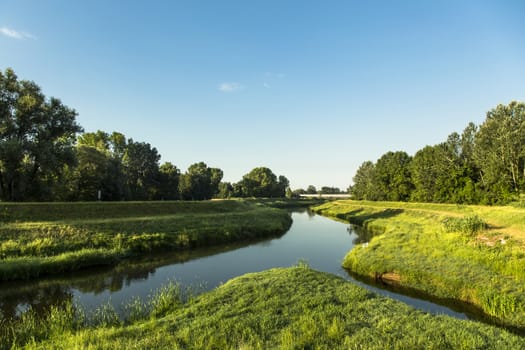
(0, 68), (83, 201)
(123, 140), (161, 200)
(5, 267), (524, 349)
(179, 162), (222, 200)
(235, 167), (289, 198)
(474, 101), (525, 201)
(350, 102), (525, 205)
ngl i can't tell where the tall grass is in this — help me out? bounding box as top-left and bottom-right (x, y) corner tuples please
(313, 200), (525, 328)
(4, 266), (524, 349)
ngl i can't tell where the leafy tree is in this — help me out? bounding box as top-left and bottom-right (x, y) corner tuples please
(179, 162), (222, 200)
(293, 188), (306, 195)
(0, 68), (82, 200)
(236, 167), (287, 197)
(374, 151), (413, 201)
(320, 186), (341, 194)
(474, 101), (525, 203)
(306, 185), (317, 194)
(350, 161), (377, 200)
(158, 162), (180, 200)
(217, 182), (234, 199)
(123, 139), (160, 200)
(68, 131), (128, 201)
(276, 175), (290, 197)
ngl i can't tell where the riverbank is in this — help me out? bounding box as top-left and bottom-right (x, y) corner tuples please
(0, 200), (293, 281)
(4, 265), (523, 349)
(313, 200), (525, 329)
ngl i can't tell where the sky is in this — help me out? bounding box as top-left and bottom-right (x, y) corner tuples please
(1, 1), (525, 190)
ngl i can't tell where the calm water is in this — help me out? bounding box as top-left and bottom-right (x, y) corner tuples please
(0, 209), (481, 321)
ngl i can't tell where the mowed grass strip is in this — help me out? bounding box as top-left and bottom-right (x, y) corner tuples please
(9, 266), (525, 349)
(0, 200), (292, 281)
(313, 200), (525, 329)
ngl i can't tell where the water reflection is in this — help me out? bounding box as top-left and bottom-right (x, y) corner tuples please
(0, 232), (286, 318)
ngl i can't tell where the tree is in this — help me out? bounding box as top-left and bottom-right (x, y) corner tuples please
(320, 186), (341, 194)
(374, 151), (413, 201)
(217, 182), (234, 199)
(306, 185), (317, 194)
(179, 162), (222, 200)
(158, 162), (180, 200)
(350, 161), (377, 200)
(0, 68), (82, 200)
(473, 101), (525, 203)
(236, 167), (287, 197)
(276, 175), (290, 197)
(123, 139), (160, 200)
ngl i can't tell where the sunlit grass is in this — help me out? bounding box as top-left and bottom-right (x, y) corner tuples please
(313, 200), (525, 328)
(0, 200), (292, 281)
(4, 266), (523, 349)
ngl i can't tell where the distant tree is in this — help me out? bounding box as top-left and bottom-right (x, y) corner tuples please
(293, 188), (306, 196)
(158, 162), (180, 200)
(320, 186), (341, 194)
(306, 185), (317, 194)
(374, 151), (413, 201)
(123, 139), (160, 200)
(179, 162), (223, 200)
(217, 182), (234, 199)
(350, 161), (377, 200)
(276, 175), (290, 197)
(0, 68), (83, 200)
(236, 167), (287, 197)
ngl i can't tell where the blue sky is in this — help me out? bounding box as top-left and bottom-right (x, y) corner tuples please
(1, 1), (524, 189)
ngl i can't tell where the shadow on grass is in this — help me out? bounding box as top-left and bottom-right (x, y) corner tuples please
(336, 208), (404, 227)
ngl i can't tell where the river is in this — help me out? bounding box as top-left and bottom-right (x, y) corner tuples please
(0, 209), (486, 322)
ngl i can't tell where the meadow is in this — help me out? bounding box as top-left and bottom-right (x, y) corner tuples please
(313, 200), (525, 329)
(0, 200), (293, 281)
(2, 265), (523, 349)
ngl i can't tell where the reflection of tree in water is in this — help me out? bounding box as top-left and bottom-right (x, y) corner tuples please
(0, 283), (74, 319)
(347, 224), (376, 245)
(0, 230), (287, 320)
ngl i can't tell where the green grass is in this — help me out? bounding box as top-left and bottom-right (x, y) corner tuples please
(0, 200), (292, 281)
(3, 266), (524, 349)
(313, 200), (525, 329)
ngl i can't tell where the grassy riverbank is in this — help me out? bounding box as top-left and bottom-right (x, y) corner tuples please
(3, 265), (524, 349)
(0, 200), (292, 281)
(313, 200), (525, 329)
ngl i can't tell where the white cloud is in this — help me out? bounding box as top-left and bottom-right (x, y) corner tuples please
(218, 82), (244, 92)
(0, 26), (36, 40)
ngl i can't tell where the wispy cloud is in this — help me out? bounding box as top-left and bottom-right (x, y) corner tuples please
(218, 82), (244, 92)
(0, 26), (37, 40)
(263, 72), (285, 89)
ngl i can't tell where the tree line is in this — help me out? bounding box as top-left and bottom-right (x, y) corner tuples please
(350, 101), (525, 205)
(0, 68), (289, 201)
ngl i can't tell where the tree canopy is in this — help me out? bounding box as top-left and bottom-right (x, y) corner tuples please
(0, 69), (293, 202)
(235, 167), (289, 198)
(0, 68), (82, 201)
(350, 101), (525, 205)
